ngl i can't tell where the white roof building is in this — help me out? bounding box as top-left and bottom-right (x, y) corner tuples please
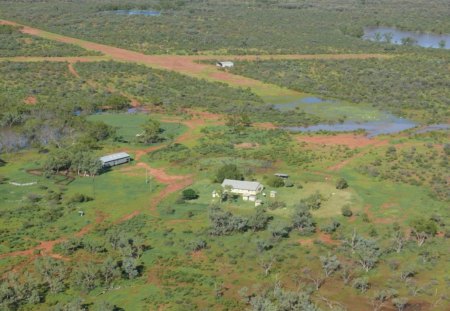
(221, 179), (264, 196)
(216, 61), (234, 68)
(100, 152), (131, 167)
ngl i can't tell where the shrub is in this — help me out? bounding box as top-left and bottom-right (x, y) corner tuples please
(68, 193), (93, 204)
(215, 164), (243, 183)
(320, 220), (340, 233)
(187, 239), (207, 252)
(266, 176), (284, 188)
(269, 221), (292, 239)
(341, 205), (353, 217)
(182, 188), (199, 200)
(336, 178), (349, 189)
(301, 191), (325, 210)
(284, 180), (294, 187)
(352, 277), (370, 293)
(267, 200), (286, 210)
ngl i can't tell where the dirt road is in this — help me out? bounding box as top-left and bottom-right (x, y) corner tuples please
(0, 19), (393, 97)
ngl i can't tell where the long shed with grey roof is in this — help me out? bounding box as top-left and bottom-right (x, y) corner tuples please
(100, 152), (131, 167)
(221, 179), (264, 196)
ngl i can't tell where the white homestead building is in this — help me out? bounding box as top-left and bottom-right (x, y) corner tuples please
(100, 152), (131, 168)
(216, 61), (234, 68)
(221, 179), (264, 196)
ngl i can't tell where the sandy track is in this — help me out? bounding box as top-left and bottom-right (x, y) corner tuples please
(1, 19), (393, 96)
(0, 56), (107, 63)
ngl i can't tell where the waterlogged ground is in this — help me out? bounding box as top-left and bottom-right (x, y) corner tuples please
(363, 26), (450, 49)
(272, 96), (417, 136)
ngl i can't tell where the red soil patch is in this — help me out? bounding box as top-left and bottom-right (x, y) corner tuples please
(327, 139), (388, 171)
(191, 250), (206, 261)
(253, 122), (277, 129)
(146, 265), (164, 286)
(149, 177), (194, 215)
(296, 134), (383, 149)
(381, 202), (397, 210)
(118, 210), (141, 223)
(23, 96), (37, 105)
(67, 62), (80, 78)
(235, 142), (260, 149)
(298, 230), (340, 246)
(363, 204), (394, 225)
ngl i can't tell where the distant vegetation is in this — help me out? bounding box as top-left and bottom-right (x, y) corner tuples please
(1, 0), (450, 55)
(0, 25), (99, 57)
(231, 56), (450, 123)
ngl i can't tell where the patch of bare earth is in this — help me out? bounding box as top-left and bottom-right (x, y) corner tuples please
(23, 96), (37, 105)
(235, 142), (260, 149)
(297, 134), (384, 149)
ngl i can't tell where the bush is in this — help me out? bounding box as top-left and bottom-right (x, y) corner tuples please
(182, 188), (199, 200)
(268, 221), (292, 239)
(352, 277), (370, 293)
(68, 193), (93, 204)
(187, 239), (207, 252)
(341, 205), (353, 217)
(267, 200), (286, 210)
(301, 191), (325, 210)
(215, 164), (243, 183)
(320, 220), (340, 233)
(284, 180), (294, 187)
(266, 176), (284, 188)
(336, 178), (349, 189)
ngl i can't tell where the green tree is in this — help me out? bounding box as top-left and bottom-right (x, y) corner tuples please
(139, 118), (163, 144)
(182, 188), (199, 200)
(410, 218), (438, 247)
(320, 254), (341, 277)
(248, 207), (271, 231)
(104, 94), (130, 111)
(266, 175), (284, 188)
(122, 257), (139, 279)
(215, 163), (243, 183)
(35, 257), (67, 293)
(292, 202), (316, 235)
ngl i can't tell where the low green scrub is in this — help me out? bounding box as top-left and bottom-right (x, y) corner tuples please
(0, 24), (99, 57)
(232, 56), (450, 123)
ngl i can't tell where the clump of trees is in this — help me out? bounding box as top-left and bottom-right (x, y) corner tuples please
(266, 175), (284, 188)
(43, 148), (102, 177)
(215, 163), (243, 183)
(208, 204), (270, 236)
(138, 118), (164, 144)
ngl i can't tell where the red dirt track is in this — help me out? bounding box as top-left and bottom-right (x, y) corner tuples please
(1, 19), (393, 90)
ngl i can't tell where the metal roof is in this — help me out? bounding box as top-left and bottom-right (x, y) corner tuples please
(100, 152), (131, 163)
(221, 179), (262, 191)
(217, 61), (234, 66)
